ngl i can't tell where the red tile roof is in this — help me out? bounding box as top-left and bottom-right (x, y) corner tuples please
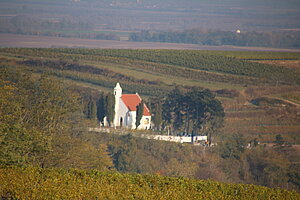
(121, 94), (151, 116)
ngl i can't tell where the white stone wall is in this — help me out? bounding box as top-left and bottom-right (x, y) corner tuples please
(143, 135), (207, 143)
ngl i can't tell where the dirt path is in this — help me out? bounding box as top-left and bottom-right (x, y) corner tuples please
(272, 97), (300, 107)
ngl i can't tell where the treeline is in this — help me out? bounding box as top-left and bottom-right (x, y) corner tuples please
(0, 15), (119, 40)
(129, 29), (300, 48)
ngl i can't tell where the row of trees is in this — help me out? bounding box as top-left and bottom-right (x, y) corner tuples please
(0, 15), (120, 40)
(83, 93), (115, 126)
(129, 29), (300, 48)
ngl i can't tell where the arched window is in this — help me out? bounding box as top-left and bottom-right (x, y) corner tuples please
(120, 117), (123, 127)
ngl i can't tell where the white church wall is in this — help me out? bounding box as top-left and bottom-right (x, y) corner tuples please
(139, 116), (151, 130)
(116, 99), (129, 127)
(128, 111), (137, 129)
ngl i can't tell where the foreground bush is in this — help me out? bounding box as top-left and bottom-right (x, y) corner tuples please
(0, 167), (299, 199)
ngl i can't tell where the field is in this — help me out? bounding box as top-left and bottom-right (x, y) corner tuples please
(1, 167), (299, 199)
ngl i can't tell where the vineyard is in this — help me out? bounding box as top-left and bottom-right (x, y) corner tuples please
(0, 167), (299, 200)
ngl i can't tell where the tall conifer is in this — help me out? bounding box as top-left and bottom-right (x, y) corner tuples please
(153, 102), (162, 130)
(97, 93), (106, 124)
(105, 93), (115, 126)
(135, 101), (144, 129)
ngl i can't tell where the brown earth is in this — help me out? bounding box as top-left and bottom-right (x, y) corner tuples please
(1, 33), (300, 52)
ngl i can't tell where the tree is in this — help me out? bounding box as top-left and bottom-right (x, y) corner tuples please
(219, 133), (246, 160)
(85, 95), (96, 120)
(105, 93), (115, 127)
(163, 87), (185, 133)
(163, 87), (224, 141)
(96, 93), (106, 125)
(153, 101), (162, 130)
(108, 134), (138, 172)
(136, 100), (144, 129)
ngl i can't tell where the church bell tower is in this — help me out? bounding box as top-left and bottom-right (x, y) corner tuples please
(113, 83), (122, 127)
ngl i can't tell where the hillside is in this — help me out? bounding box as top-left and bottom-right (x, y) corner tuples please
(0, 48), (299, 143)
(0, 48), (300, 192)
(1, 167), (299, 200)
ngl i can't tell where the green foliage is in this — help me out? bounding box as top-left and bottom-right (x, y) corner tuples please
(219, 133), (246, 160)
(0, 167), (299, 200)
(45, 134), (113, 170)
(135, 100), (144, 129)
(108, 134), (138, 172)
(84, 95), (97, 120)
(153, 101), (163, 130)
(105, 93), (115, 126)
(96, 92), (106, 124)
(0, 68), (79, 166)
(163, 87), (225, 137)
(0, 66), (114, 170)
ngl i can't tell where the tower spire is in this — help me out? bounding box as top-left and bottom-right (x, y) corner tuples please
(114, 82), (122, 97)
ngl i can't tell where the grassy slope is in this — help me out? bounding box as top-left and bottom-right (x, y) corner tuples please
(0, 167), (299, 200)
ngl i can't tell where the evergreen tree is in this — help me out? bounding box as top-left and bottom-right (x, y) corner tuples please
(136, 101), (144, 129)
(105, 93), (115, 127)
(163, 87), (224, 140)
(86, 95), (96, 120)
(163, 87), (185, 131)
(96, 93), (106, 124)
(153, 101), (162, 130)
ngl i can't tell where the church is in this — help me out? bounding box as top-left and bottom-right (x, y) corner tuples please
(110, 82), (151, 130)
